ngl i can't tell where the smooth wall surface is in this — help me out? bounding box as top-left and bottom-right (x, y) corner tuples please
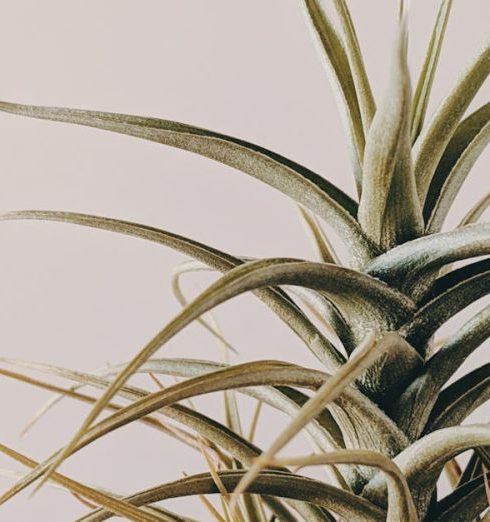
(0, 1), (489, 519)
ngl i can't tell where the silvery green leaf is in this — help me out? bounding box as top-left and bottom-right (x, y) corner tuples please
(392, 304), (490, 441)
(460, 189), (490, 226)
(297, 206), (339, 264)
(0, 358), (407, 507)
(34, 256), (415, 493)
(425, 102), (490, 233)
(363, 424), (490, 518)
(401, 257), (490, 353)
(302, 0), (365, 192)
(0, 443), (167, 522)
(358, 9), (423, 250)
(231, 333), (405, 500)
(366, 223), (490, 300)
(430, 472), (490, 522)
(267, 451), (417, 522)
(425, 362), (490, 433)
(78, 470), (385, 522)
(414, 39), (490, 203)
(410, 0), (453, 142)
(330, 0), (376, 132)
(0, 210), (345, 370)
(0, 101), (377, 264)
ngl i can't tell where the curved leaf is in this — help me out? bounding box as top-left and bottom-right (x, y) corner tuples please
(35, 256), (414, 492)
(358, 9), (423, 250)
(0, 362), (312, 520)
(363, 424), (490, 518)
(413, 39), (490, 203)
(410, 0), (453, 142)
(460, 189), (490, 226)
(392, 304), (490, 440)
(297, 206), (339, 264)
(425, 362), (490, 433)
(366, 223), (490, 299)
(430, 472), (490, 522)
(330, 0), (376, 132)
(0, 101), (377, 263)
(302, 0), (365, 192)
(77, 470), (385, 522)
(425, 102), (490, 233)
(0, 443), (166, 522)
(0, 210), (345, 370)
(171, 260), (238, 355)
(268, 451), (417, 522)
(1, 355), (344, 453)
(0, 359), (407, 505)
(401, 257), (490, 352)
(231, 333), (406, 500)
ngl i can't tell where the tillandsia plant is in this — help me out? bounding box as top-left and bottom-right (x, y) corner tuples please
(0, 0), (489, 520)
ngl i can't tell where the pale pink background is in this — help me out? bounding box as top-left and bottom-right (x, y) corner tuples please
(0, 1), (489, 520)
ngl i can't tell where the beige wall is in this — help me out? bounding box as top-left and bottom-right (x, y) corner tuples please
(0, 1), (489, 519)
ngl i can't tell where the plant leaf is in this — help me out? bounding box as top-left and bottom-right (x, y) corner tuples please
(366, 223), (490, 299)
(460, 189), (490, 226)
(401, 257), (490, 353)
(77, 470), (385, 522)
(267, 450), (417, 522)
(0, 361), (330, 519)
(330, 0), (376, 132)
(358, 8), (423, 250)
(430, 472), (490, 522)
(285, 286), (356, 353)
(297, 206), (339, 264)
(391, 304), (490, 441)
(302, 0), (365, 192)
(410, 0), (453, 142)
(171, 260), (238, 354)
(0, 358), (407, 505)
(425, 362), (490, 433)
(230, 333), (402, 501)
(0, 210), (344, 370)
(0, 101), (377, 264)
(0, 443), (168, 522)
(363, 424), (490, 518)
(425, 102), (490, 233)
(413, 39), (490, 203)
(31, 256), (415, 494)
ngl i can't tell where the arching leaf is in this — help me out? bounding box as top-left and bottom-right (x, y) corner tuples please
(413, 40), (490, 203)
(231, 333), (407, 500)
(460, 189), (490, 226)
(392, 304), (490, 440)
(267, 451), (417, 522)
(425, 102), (490, 233)
(302, 0), (365, 192)
(410, 0), (453, 142)
(366, 223), (490, 299)
(330, 0), (376, 132)
(0, 443), (167, 522)
(0, 358), (407, 505)
(358, 8), (423, 250)
(425, 362), (490, 433)
(32, 256), (414, 493)
(0, 101), (377, 263)
(430, 472), (490, 522)
(401, 257), (490, 353)
(77, 470), (385, 522)
(0, 210), (344, 370)
(363, 424), (490, 518)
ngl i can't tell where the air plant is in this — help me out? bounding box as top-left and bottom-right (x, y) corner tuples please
(0, 0), (489, 520)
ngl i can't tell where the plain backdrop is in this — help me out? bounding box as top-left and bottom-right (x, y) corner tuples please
(0, 1), (489, 519)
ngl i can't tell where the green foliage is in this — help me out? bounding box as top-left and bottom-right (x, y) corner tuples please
(0, 1), (489, 520)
